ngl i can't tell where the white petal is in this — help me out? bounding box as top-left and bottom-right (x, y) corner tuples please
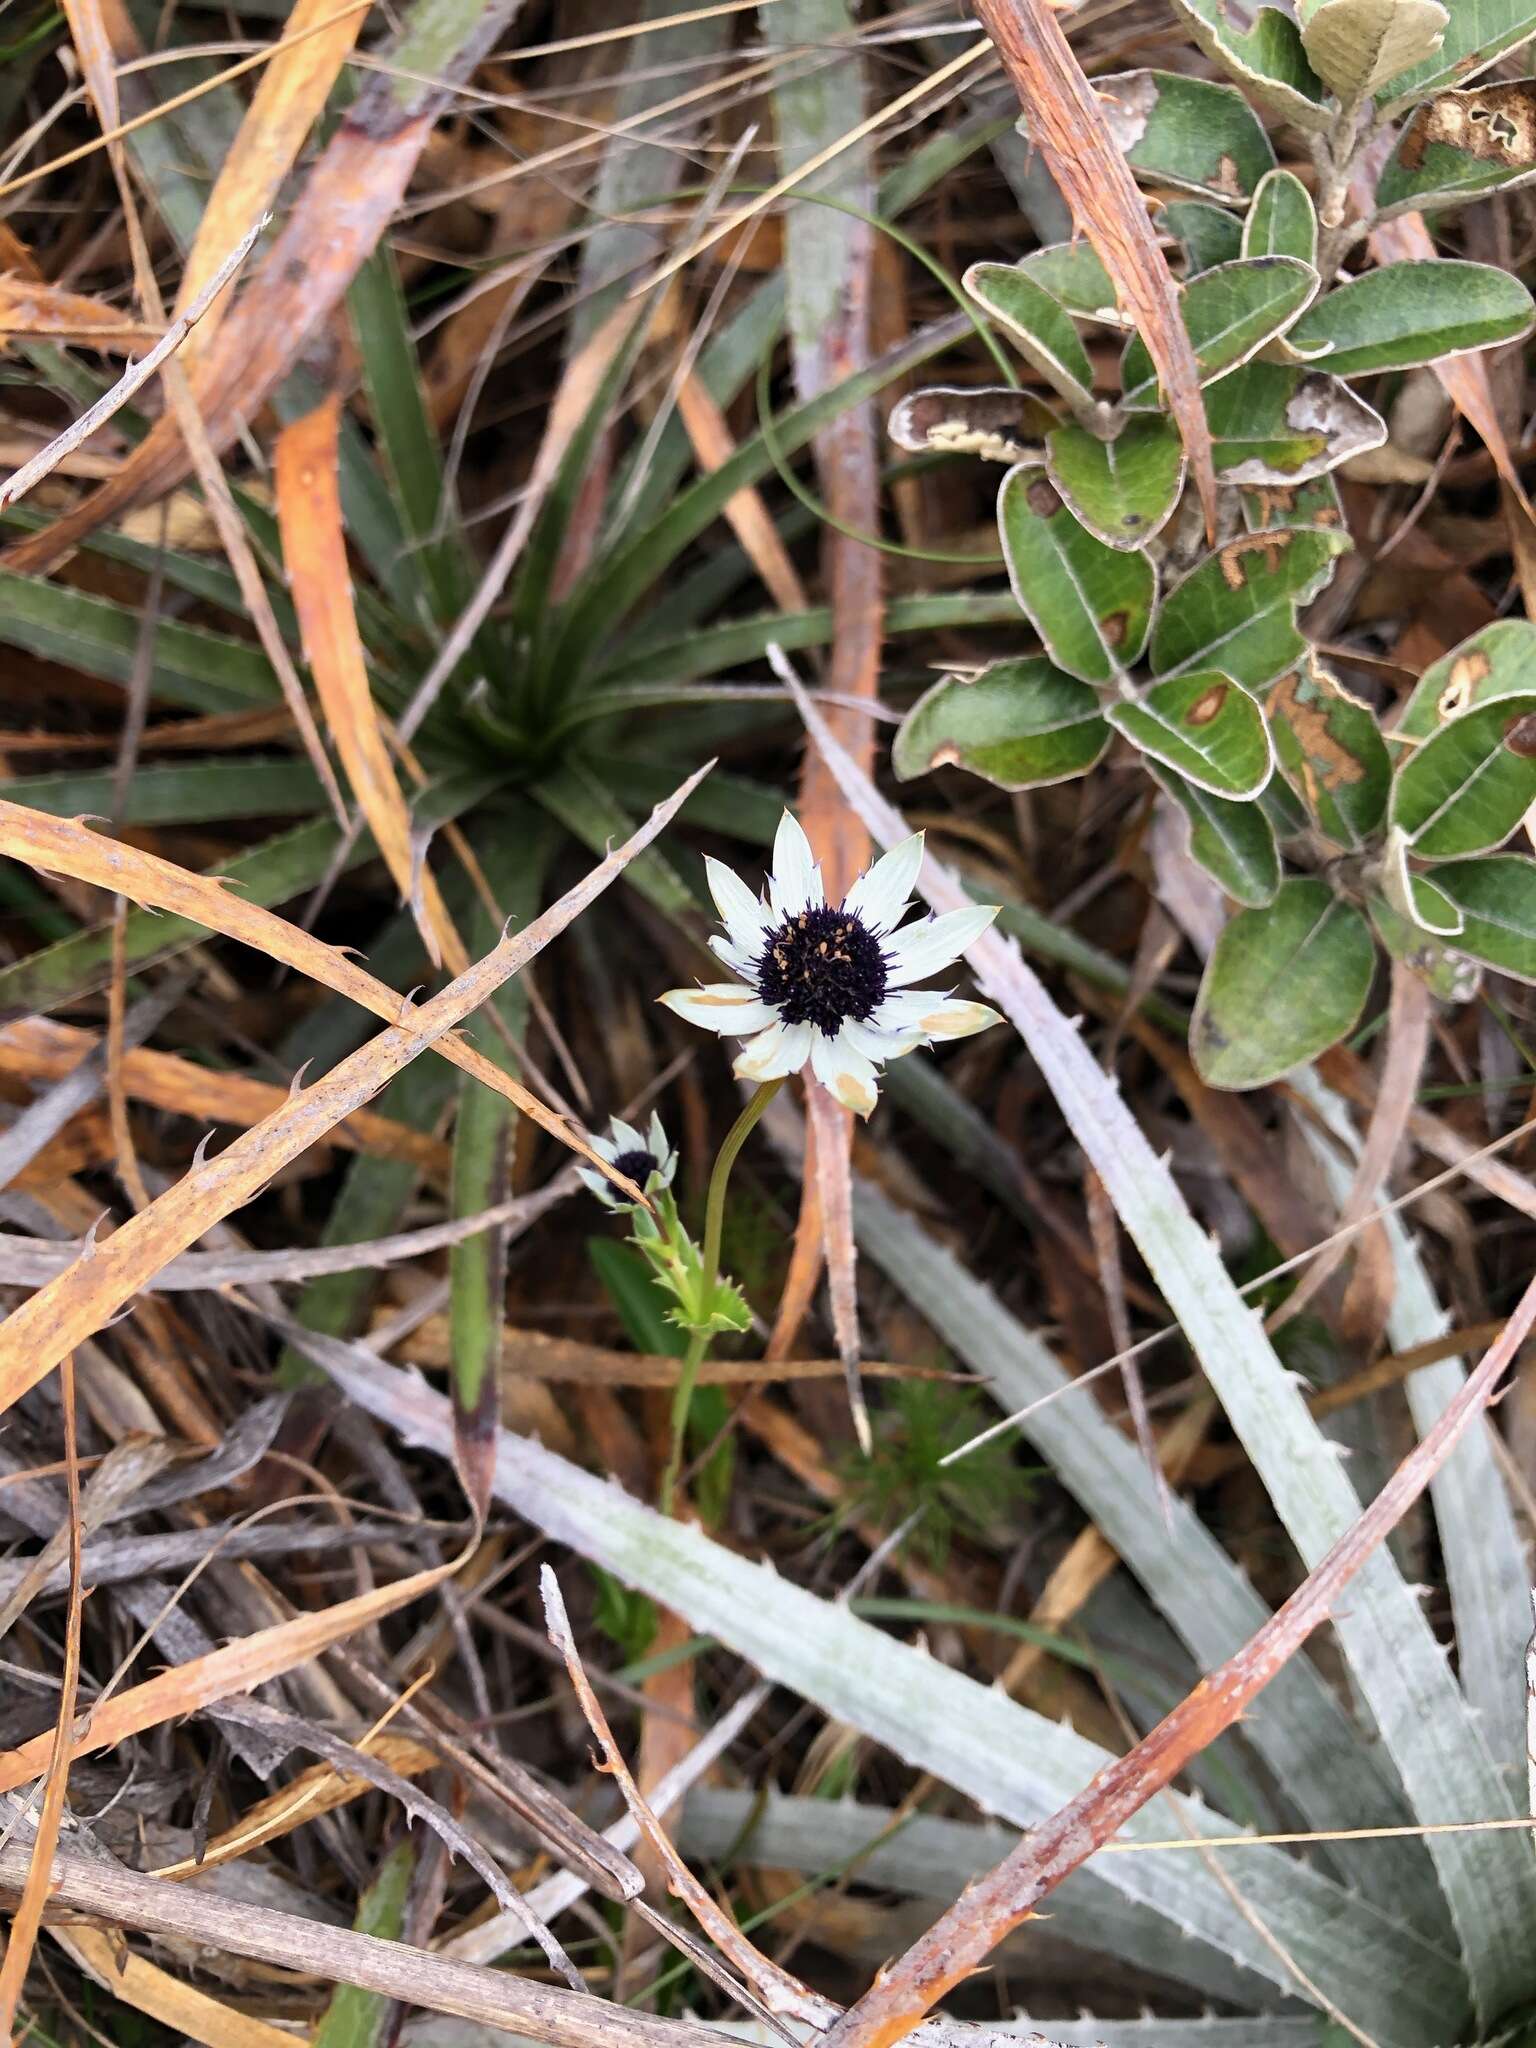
(660, 984), (779, 1036)
(610, 1118), (645, 1153)
(810, 1028), (880, 1118)
(874, 992), (1000, 1040)
(591, 1132), (620, 1163)
(844, 833), (924, 935)
(733, 1019), (814, 1081)
(769, 811), (824, 919)
(706, 855), (771, 953)
(709, 933), (758, 976)
(647, 1110), (668, 1158)
(578, 1167), (612, 1198)
(842, 1018), (920, 1064)
(883, 905), (999, 986)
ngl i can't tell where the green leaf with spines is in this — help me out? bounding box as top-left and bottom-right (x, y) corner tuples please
(1395, 619), (1536, 740)
(1428, 853), (1536, 981)
(1044, 416), (1186, 548)
(1284, 260), (1535, 376)
(1151, 525), (1352, 689)
(1092, 69), (1276, 200)
(965, 263), (1095, 408)
(1120, 257), (1320, 411)
(1192, 877), (1377, 1088)
(892, 658), (1111, 792)
(1267, 654), (1391, 847)
(1389, 693), (1536, 857)
(1243, 169), (1318, 263)
(997, 462), (1156, 683)
(1108, 672), (1274, 797)
(1205, 362), (1384, 485)
(1152, 764), (1282, 905)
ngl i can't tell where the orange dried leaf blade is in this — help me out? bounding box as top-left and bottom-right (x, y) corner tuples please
(275, 397), (461, 966)
(0, 278), (159, 349)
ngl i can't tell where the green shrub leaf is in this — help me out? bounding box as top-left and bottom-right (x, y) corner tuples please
(1166, 0), (1332, 126)
(1376, 82), (1536, 213)
(1380, 0), (1536, 107)
(1243, 168), (1319, 263)
(1162, 200), (1244, 273)
(1018, 240), (1126, 324)
(1152, 764), (1282, 904)
(1284, 259), (1536, 375)
(1297, 0), (1447, 99)
(888, 386), (1057, 466)
(1121, 257), (1319, 409)
(1108, 672), (1273, 797)
(1429, 853), (1536, 980)
(998, 462), (1156, 682)
(891, 658), (1111, 791)
(1267, 654), (1391, 846)
(966, 263), (1095, 407)
(1389, 693), (1536, 857)
(1395, 618), (1536, 739)
(1205, 361), (1385, 484)
(1093, 69), (1277, 200)
(1367, 891), (1483, 1001)
(1192, 877), (1376, 1087)
(1045, 416), (1186, 547)
(1152, 525), (1351, 688)
(1241, 472), (1347, 531)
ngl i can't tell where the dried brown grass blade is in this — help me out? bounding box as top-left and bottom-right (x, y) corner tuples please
(0, 1548), (463, 1793)
(0, 278), (159, 348)
(0, 1359), (83, 2035)
(0, 799), (629, 1188)
(54, 1926), (297, 2048)
(275, 396), (463, 961)
(969, 0), (1216, 532)
(175, 0), (367, 364)
(0, 770), (706, 1404)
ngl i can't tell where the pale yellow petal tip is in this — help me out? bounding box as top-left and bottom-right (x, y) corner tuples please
(925, 1001), (1001, 1040)
(832, 1072), (879, 1118)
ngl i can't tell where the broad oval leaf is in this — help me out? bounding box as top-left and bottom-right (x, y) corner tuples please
(1152, 525), (1352, 688)
(1192, 877), (1376, 1088)
(891, 658), (1111, 792)
(1108, 671), (1274, 797)
(1395, 619), (1536, 740)
(1298, 0), (1447, 99)
(1019, 241), (1126, 324)
(1367, 891), (1483, 1002)
(1163, 200), (1244, 274)
(1121, 257), (1320, 410)
(1284, 259), (1536, 376)
(1430, 853), (1536, 981)
(1205, 361), (1385, 484)
(1380, 0), (1536, 107)
(1243, 169), (1318, 263)
(1241, 472), (1347, 532)
(1045, 416), (1186, 548)
(889, 387), (1057, 466)
(1167, 0), (1332, 128)
(1377, 82), (1536, 214)
(1390, 693), (1536, 857)
(998, 462), (1156, 682)
(1093, 69), (1276, 201)
(1380, 825), (1464, 934)
(1152, 763), (1282, 906)
(966, 263), (1095, 407)
(1268, 654), (1391, 847)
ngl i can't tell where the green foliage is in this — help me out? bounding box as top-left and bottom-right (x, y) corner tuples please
(589, 1563), (659, 1665)
(841, 1379), (1036, 1567)
(893, 24), (1536, 1090)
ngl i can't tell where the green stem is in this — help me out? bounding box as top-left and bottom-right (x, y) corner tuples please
(660, 1078), (785, 1513)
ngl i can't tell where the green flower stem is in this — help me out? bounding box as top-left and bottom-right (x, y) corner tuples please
(660, 1077), (785, 1513)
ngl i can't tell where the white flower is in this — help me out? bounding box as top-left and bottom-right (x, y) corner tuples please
(659, 812), (1001, 1118)
(579, 1110), (678, 1210)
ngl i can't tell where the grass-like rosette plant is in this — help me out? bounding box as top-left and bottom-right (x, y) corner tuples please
(891, 3), (1536, 1089)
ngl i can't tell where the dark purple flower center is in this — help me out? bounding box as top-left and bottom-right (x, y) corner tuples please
(611, 1148), (658, 1186)
(754, 904), (888, 1036)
